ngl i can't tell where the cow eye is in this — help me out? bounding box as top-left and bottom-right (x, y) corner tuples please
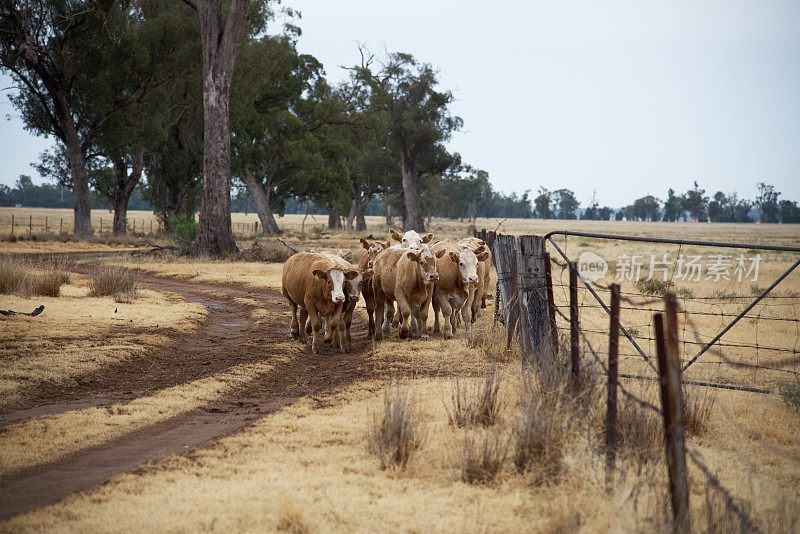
(459, 262), (464, 267)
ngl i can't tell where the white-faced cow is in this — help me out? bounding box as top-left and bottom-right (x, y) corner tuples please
(430, 241), (490, 337)
(372, 245), (445, 340)
(388, 229), (434, 251)
(282, 252), (358, 354)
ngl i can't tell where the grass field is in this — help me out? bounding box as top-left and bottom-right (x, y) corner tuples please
(0, 213), (798, 531)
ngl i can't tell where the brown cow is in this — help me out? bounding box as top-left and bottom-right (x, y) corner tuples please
(282, 252), (358, 354)
(358, 237), (390, 335)
(430, 241), (490, 337)
(372, 245), (445, 340)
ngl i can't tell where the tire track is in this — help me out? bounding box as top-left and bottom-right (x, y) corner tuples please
(0, 269), (373, 520)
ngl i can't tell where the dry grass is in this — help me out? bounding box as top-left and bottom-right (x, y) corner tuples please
(459, 429), (509, 485)
(683, 385), (716, 436)
(0, 256), (70, 297)
(445, 367), (503, 428)
(1, 220), (798, 531)
(87, 264), (139, 301)
(369, 384), (426, 470)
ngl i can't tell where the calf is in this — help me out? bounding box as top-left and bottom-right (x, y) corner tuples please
(282, 252), (358, 355)
(358, 237), (390, 335)
(430, 241), (490, 337)
(318, 253), (364, 353)
(372, 245), (445, 340)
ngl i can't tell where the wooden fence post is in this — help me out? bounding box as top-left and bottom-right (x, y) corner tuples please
(606, 283), (621, 490)
(100, 219), (103, 235)
(60, 218), (63, 233)
(11, 214), (14, 236)
(45, 217), (48, 233)
(493, 234), (519, 351)
(569, 261), (580, 380)
(515, 235), (552, 369)
(654, 293), (690, 533)
(254, 220), (259, 234)
(29, 215), (32, 235)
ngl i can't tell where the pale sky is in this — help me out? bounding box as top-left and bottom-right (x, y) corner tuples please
(2, 0), (798, 208)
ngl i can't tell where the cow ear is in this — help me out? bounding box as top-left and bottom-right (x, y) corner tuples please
(312, 269), (327, 280)
(382, 241), (390, 249)
(448, 251), (459, 263)
(477, 251), (490, 262)
(406, 251), (419, 261)
(389, 229), (401, 242)
(359, 237), (369, 249)
(421, 233), (434, 243)
(344, 269), (359, 280)
(473, 244), (487, 254)
(434, 249), (447, 259)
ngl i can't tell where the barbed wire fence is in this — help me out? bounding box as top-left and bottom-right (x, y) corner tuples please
(476, 227), (800, 532)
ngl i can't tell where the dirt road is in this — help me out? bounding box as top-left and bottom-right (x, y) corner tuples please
(0, 268), (373, 520)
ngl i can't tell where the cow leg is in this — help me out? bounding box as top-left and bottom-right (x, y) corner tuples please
(289, 301), (300, 339)
(345, 304), (355, 344)
(391, 303), (402, 328)
(298, 307), (309, 343)
(439, 298), (454, 339)
(365, 293), (376, 336)
(417, 294), (431, 341)
(305, 306), (323, 355)
(432, 294), (442, 334)
(396, 295), (413, 339)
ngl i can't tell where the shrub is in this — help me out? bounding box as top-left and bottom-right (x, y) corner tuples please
(0, 256), (70, 297)
(460, 430), (508, 485)
(171, 213), (198, 245)
(634, 278), (675, 297)
(446, 367), (503, 428)
(778, 377), (800, 415)
(88, 264), (139, 301)
(369, 384), (425, 470)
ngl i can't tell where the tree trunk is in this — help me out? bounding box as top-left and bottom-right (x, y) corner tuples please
(194, 0), (250, 257)
(346, 198), (358, 231)
(400, 152), (424, 231)
(385, 204), (393, 227)
(347, 189), (372, 232)
(110, 149), (144, 236)
(328, 210), (342, 230)
(242, 171), (281, 235)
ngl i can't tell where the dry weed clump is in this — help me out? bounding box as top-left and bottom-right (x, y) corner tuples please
(682, 385), (716, 437)
(369, 384), (426, 470)
(276, 503), (311, 533)
(460, 430), (509, 485)
(446, 367), (503, 428)
(0, 256), (70, 297)
(615, 388), (663, 465)
(87, 264), (139, 301)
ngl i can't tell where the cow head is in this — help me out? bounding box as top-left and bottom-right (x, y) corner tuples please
(447, 246), (490, 284)
(406, 247), (445, 284)
(343, 271), (364, 303)
(312, 268), (359, 304)
(389, 229), (435, 251)
(360, 238), (389, 269)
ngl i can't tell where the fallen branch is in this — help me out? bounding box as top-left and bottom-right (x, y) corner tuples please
(0, 305), (45, 317)
(275, 237), (298, 254)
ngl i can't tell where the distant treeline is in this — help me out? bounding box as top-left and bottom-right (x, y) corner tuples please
(4, 175), (799, 225)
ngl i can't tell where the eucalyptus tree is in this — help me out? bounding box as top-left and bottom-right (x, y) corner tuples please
(231, 32), (351, 235)
(356, 51), (462, 231)
(0, 1), (162, 236)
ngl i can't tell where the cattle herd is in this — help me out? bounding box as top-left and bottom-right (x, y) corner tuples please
(281, 229), (492, 354)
